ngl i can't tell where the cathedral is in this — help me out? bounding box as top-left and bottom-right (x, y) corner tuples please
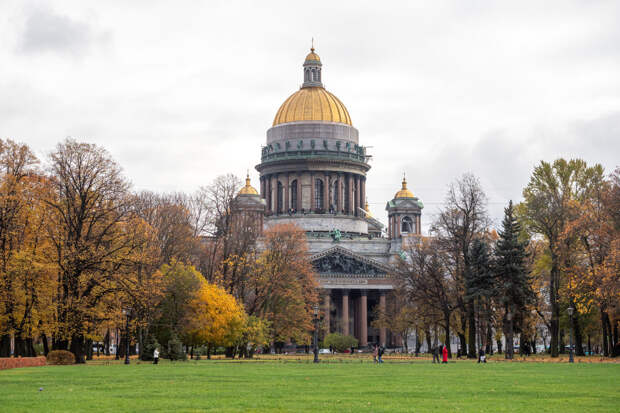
(234, 47), (424, 347)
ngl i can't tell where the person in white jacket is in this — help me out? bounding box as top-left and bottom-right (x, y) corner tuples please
(153, 348), (159, 364)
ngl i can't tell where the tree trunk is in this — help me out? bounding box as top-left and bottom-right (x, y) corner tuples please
(425, 327), (432, 353)
(70, 334), (86, 364)
(588, 335), (591, 355)
(14, 336), (26, 357)
(496, 338), (502, 354)
(573, 310), (585, 356)
(444, 311), (452, 358)
(86, 339), (93, 360)
(0, 334), (11, 357)
(414, 330), (421, 356)
(467, 302), (476, 358)
(41, 333), (49, 356)
(486, 319), (493, 355)
(207, 343), (211, 360)
(104, 329), (110, 356)
(559, 329), (565, 354)
(549, 249), (560, 357)
(505, 318), (514, 360)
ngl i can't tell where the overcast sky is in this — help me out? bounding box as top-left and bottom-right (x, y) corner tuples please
(1, 0), (618, 231)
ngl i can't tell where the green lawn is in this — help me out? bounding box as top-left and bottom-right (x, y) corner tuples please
(1, 359), (618, 412)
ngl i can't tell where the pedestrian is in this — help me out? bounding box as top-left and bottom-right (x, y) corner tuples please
(378, 345), (384, 363)
(442, 344), (448, 364)
(373, 345), (378, 363)
(153, 347), (159, 364)
(478, 348), (486, 363)
(432, 345), (440, 364)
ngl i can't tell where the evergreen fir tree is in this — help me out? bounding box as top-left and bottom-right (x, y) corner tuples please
(466, 239), (494, 354)
(494, 200), (532, 359)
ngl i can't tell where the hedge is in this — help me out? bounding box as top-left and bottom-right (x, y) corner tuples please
(0, 356), (47, 370)
(47, 350), (75, 365)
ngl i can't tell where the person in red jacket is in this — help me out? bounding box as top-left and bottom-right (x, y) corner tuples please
(442, 344), (448, 363)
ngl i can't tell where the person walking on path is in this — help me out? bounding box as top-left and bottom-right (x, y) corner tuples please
(442, 345), (448, 364)
(378, 345), (384, 363)
(373, 345), (379, 363)
(432, 345), (440, 363)
(153, 348), (159, 364)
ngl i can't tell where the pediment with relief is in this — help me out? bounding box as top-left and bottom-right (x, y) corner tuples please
(310, 246), (389, 277)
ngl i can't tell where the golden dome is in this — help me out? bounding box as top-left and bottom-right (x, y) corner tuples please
(364, 200), (373, 218)
(305, 47), (321, 62)
(395, 177), (414, 199)
(238, 174), (258, 195)
(273, 87), (352, 126)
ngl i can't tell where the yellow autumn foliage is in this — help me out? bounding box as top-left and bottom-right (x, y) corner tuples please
(187, 281), (246, 347)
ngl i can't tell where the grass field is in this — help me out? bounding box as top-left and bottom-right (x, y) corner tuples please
(1, 357), (618, 412)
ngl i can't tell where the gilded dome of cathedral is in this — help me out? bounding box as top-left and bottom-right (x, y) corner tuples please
(273, 87), (352, 126)
(272, 47), (352, 127)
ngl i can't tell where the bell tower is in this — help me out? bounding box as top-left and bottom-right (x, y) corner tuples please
(386, 175), (423, 245)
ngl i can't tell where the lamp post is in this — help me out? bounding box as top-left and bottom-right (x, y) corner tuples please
(313, 304), (319, 363)
(122, 307), (131, 365)
(567, 306), (574, 363)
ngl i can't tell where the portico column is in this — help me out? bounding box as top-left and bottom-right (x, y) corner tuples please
(342, 290), (349, 336)
(360, 290), (368, 347)
(271, 174), (277, 213)
(360, 177), (366, 213)
(379, 291), (387, 346)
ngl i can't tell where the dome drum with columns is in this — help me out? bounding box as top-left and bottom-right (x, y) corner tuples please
(233, 46), (423, 349)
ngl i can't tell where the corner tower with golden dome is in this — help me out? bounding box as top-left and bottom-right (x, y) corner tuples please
(247, 46), (423, 348)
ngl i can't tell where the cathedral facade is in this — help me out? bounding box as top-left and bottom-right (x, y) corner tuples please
(236, 47), (424, 347)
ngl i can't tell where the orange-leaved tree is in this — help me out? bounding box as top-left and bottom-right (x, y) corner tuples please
(248, 223), (318, 349)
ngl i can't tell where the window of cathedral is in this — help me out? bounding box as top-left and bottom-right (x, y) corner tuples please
(290, 180), (298, 211)
(277, 182), (284, 214)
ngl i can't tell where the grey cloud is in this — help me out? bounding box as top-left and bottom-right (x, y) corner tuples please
(18, 6), (104, 56)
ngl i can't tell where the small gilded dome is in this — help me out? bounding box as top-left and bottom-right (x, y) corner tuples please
(364, 200), (373, 218)
(273, 87), (352, 126)
(305, 47), (321, 62)
(395, 177), (414, 199)
(238, 174), (258, 196)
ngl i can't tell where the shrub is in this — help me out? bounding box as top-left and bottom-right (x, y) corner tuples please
(141, 335), (160, 361)
(47, 350), (75, 365)
(323, 333), (358, 353)
(166, 334), (186, 361)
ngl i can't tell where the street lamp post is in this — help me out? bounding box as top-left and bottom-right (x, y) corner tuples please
(567, 306), (574, 363)
(313, 304), (319, 363)
(123, 307), (131, 365)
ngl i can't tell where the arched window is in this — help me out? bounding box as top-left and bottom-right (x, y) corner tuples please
(290, 180), (298, 211)
(277, 182), (283, 214)
(401, 216), (414, 233)
(315, 179), (324, 211)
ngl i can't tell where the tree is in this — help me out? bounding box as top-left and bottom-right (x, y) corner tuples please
(521, 158), (605, 356)
(396, 237), (457, 357)
(186, 281), (246, 351)
(248, 223), (318, 347)
(0, 140), (44, 357)
(43, 139), (133, 363)
(324, 333), (358, 353)
(371, 290), (417, 353)
(466, 238), (494, 354)
(433, 173), (489, 358)
(495, 201), (533, 359)
(152, 261), (204, 349)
